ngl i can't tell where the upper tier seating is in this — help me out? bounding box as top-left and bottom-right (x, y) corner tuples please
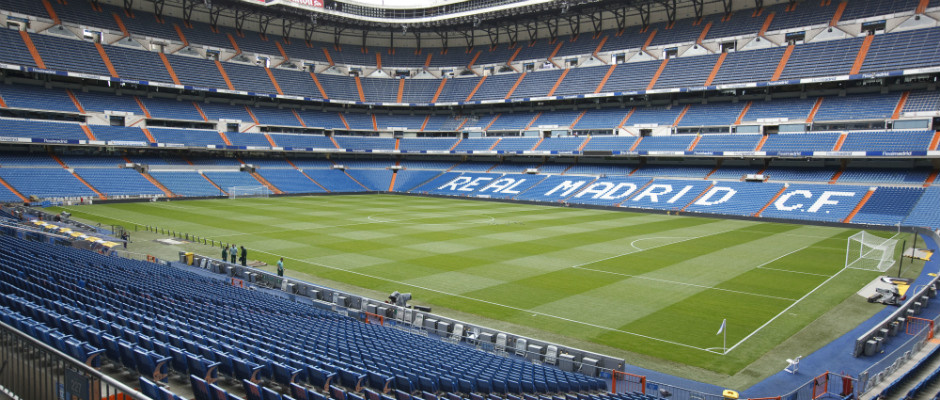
(0, 0), (934, 106)
(761, 133), (840, 152)
(634, 135), (695, 152)
(692, 134), (761, 152)
(778, 37), (864, 81)
(902, 91), (940, 113)
(399, 138), (459, 152)
(0, 84), (80, 114)
(0, 119), (87, 141)
(574, 110), (629, 131)
(840, 131), (936, 152)
(740, 97), (816, 122)
(812, 93), (901, 122)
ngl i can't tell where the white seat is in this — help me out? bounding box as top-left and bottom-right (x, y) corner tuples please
(785, 356), (802, 374)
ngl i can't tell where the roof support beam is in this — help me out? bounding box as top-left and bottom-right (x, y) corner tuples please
(660, 0), (677, 25)
(181, 0), (196, 26)
(153, 0), (165, 20)
(546, 18), (559, 42)
(691, 0), (704, 20)
(638, 3), (651, 29)
(208, 6), (222, 30)
(722, 0), (734, 15)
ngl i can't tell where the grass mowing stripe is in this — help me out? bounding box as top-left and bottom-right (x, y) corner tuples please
(52, 194), (889, 378)
(571, 266), (799, 301)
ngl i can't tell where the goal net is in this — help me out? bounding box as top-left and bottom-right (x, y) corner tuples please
(845, 231), (898, 272)
(229, 186), (271, 199)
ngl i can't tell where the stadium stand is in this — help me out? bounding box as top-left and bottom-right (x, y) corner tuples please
(2, 0), (940, 396)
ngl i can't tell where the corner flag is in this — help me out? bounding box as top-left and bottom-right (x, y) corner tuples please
(716, 319), (726, 335)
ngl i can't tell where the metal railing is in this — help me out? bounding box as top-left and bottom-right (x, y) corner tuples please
(853, 228), (940, 357)
(0, 321), (148, 400)
(857, 323), (932, 396)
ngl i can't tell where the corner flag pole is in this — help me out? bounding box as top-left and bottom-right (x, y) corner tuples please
(717, 319), (727, 354)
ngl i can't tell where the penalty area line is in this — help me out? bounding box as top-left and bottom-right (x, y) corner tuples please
(723, 248), (847, 355)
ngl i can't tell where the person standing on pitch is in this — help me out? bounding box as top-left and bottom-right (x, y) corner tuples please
(239, 246), (247, 266)
(230, 244), (237, 264)
(222, 244), (228, 262)
(277, 258), (284, 277)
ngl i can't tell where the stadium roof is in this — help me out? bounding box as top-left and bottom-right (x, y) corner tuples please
(150, 0), (760, 39)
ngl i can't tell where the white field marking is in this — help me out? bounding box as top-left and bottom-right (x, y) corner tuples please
(568, 236), (705, 269)
(60, 204), (833, 355)
(732, 229), (845, 240)
(366, 214), (497, 225)
(756, 265), (832, 277)
(571, 266), (798, 301)
(629, 236), (693, 251)
(209, 220), (388, 238)
(253, 247), (726, 354)
(723, 251), (848, 355)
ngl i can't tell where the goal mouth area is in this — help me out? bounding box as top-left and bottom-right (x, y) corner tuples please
(229, 186), (272, 199)
(846, 231), (899, 273)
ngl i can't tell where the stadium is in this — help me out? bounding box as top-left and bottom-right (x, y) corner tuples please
(0, 0), (939, 398)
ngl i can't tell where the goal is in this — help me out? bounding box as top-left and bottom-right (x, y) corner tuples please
(845, 231), (898, 272)
(229, 186), (271, 199)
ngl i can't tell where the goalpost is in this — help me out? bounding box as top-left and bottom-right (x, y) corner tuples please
(845, 231), (899, 272)
(229, 186), (271, 199)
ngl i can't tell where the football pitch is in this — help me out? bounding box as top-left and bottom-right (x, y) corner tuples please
(55, 194), (905, 379)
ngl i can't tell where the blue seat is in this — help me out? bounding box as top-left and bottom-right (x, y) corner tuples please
(209, 383), (230, 400)
(290, 383), (310, 400)
(168, 347), (191, 374)
(458, 378), (475, 394)
(339, 368), (367, 391)
(262, 387), (283, 400)
(191, 374), (212, 400)
(476, 378), (492, 394)
(135, 348), (171, 383)
(308, 365), (336, 391)
(139, 376), (161, 400)
(330, 385), (347, 400)
(368, 372), (393, 393)
(274, 362), (304, 386)
(118, 340), (138, 371)
(492, 380), (507, 394)
(395, 375), (413, 393)
(243, 379), (263, 400)
(418, 376), (438, 394)
(393, 390), (411, 400)
(187, 353), (221, 385)
(64, 337), (105, 369)
(439, 376), (457, 393)
(234, 357), (264, 384)
(213, 351), (235, 378)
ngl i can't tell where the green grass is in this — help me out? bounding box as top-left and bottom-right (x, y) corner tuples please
(52, 194), (910, 379)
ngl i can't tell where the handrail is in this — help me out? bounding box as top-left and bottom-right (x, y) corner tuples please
(0, 320), (149, 400)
